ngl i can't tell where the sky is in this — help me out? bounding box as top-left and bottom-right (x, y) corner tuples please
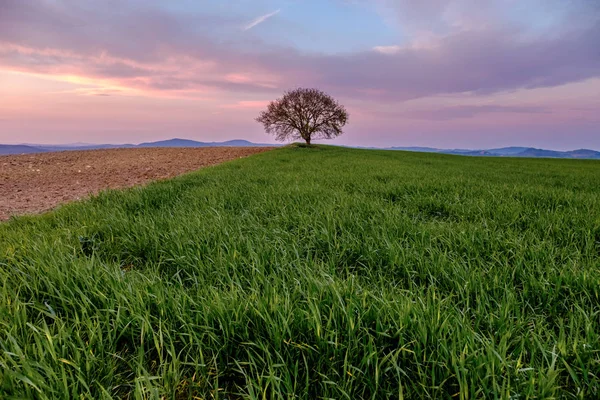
(0, 0), (599, 150)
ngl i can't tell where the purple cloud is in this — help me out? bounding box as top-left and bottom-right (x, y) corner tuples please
(1, 0), (598, 103)
(399, 105), (551, 121)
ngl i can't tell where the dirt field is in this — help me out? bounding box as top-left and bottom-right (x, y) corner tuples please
(0, 147), (273, 220)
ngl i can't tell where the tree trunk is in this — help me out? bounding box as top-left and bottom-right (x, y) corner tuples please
(305, 136), (311, 145)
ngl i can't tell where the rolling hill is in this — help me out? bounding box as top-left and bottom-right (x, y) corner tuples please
(137, 138), (273, 148)
(0, 138), (276, 155)
(389, 146), (600, 159)
(2, 139), (599, 159)
(1, 146), (599, 398)
(0, 144), (48, 155)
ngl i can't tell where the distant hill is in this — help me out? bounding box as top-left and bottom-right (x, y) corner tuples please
(389, 146), (600, 159)
(0, 139), (277, 155)
(0, 145), (47, 155)
(2, 139), (599, 159)
(388, 146), (441, 152)
(138, 138), (208, 148)
(446, 150), (497, 156)
(487, 147), (531, 156)
(137, 138), (272, 148)
(514, 148), (564, 158)
(510, 148), (600, 159)
(568, 149), (600, 158)
(36, 144), (135, 152)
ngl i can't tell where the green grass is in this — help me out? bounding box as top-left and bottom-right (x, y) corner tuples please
(1, 145), (600, 399)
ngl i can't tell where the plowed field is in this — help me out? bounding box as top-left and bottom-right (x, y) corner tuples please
(0, 147), (273, 220)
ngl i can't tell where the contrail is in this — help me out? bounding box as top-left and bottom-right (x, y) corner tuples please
(244, 9), (281, 31)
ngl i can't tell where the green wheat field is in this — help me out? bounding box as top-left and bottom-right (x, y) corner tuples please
(1, 145), (599, 399)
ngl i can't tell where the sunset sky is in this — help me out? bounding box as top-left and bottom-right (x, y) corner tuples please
(1, 0), (599, 149)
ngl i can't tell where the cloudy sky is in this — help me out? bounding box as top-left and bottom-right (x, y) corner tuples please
(1, 0), (599, 149)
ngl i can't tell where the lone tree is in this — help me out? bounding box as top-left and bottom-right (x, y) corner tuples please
(256, 88), (349, 145)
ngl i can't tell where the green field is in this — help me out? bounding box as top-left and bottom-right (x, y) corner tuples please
(1, 145), (599, 399)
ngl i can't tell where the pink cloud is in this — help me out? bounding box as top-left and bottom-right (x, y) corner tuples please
(220, 101), (271, 110)
(0, 0), (599, 149)
(2, 0), (598, 103)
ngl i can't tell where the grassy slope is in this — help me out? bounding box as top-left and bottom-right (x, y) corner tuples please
(1, 146), (599, 399)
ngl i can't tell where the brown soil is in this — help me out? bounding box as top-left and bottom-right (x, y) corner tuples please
(0, 147), (273, 220)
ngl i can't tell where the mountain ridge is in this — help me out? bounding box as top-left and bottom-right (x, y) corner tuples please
(1, 140), (599, 159)
(387, 146), (600, 159)
(1, 139), (277, 156)
(0, 145), (49, 155)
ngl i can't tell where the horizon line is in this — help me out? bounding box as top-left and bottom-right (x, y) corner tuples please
(2, 138), (599, 153)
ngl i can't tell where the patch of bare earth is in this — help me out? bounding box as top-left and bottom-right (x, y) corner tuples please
(0, 147), (273, 220)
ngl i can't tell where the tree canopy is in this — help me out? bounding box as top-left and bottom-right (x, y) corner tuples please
(256, 88), (349, 145)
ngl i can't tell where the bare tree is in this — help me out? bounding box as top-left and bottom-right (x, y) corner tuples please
(256, 88), (349, 145)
